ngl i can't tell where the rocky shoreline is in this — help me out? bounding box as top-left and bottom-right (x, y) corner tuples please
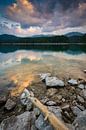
(0, 71), (86, 130)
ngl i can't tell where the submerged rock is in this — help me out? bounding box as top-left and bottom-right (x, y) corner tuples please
(5, 99), (16, 110)
(68, 79), (78, 86)
(45, 77), (64, 87)
(39, 73), (51, 81)
(73, 110), (86, 130)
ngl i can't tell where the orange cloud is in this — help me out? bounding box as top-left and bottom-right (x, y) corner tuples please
(7, 0), (45, 26)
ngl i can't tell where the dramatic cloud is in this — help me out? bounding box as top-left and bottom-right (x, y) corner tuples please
(0, 0), (86, 36)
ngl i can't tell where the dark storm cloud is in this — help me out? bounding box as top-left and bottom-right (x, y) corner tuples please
(0, 0), (86, 36)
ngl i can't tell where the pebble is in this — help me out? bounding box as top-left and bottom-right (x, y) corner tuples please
(62, 105), (70, 111)
(62, 98), (66, 102)
(46, 101), (57, 106)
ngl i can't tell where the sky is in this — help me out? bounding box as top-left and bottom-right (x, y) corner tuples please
(0, 0), (86, 37)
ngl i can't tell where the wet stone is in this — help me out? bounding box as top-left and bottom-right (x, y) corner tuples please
(71, 106), (82, 116)
(78, 84), (85, 89)
(68, 79), (78, 86)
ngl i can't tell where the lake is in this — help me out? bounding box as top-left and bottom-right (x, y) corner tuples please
(0, 44), (86, 94)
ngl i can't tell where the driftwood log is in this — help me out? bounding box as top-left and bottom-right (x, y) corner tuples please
(10, 77), (69, 130)
(24, 89), (69, 130)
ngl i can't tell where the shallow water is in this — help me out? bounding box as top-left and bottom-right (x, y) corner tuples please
(0, 44), (86, 93)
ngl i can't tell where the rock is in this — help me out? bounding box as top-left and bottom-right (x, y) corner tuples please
(5, 99), (16, 110)
(43, 125), (54, 130)
(34, 108), (41, 116)
(31, 125), (37, 130)
(35, 114), (48, 130)
(39, 73), (51, 81)
(62, 105), (70, 111)
(78, 84), (85, 89)
(0, 95), (7, 107)
(41, 97), (49, 104)
(46, 101), (57, 106)
(45, 77), (64, 87)
(20, 92), (29, 106)
(83, 70), (86, 73)
(84, 85), (86, 89)
(57, 95), (62, 100)
(82, 90), (86, 99)
(66, 124), (75, 130)
(62, 98), (66, 102)
(0, 112), (32, 130)
(20, 89), (34, 106)
(48, 106), (62, 120)
(77, 95), (84, 103)
(71, 106), (82, 116)
(73, 110), (86, 130)
(68, 79), (78, 86)
(26, 101), (33, 111)
(46, 88), (57, 96)
(76, 104), (85, 111)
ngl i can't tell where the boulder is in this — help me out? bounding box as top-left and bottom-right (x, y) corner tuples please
(73, 110), (86, 130)
(5, 99), (16, 110)
(45, 77), (64, 88)
(0, 112), (32, 130)
(68, 79), (78, 86)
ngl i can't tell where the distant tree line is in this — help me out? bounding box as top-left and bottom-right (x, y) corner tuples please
(0, 34), (86, 44)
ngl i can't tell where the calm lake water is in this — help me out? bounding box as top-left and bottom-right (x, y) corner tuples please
(0, 44), (86, 90)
